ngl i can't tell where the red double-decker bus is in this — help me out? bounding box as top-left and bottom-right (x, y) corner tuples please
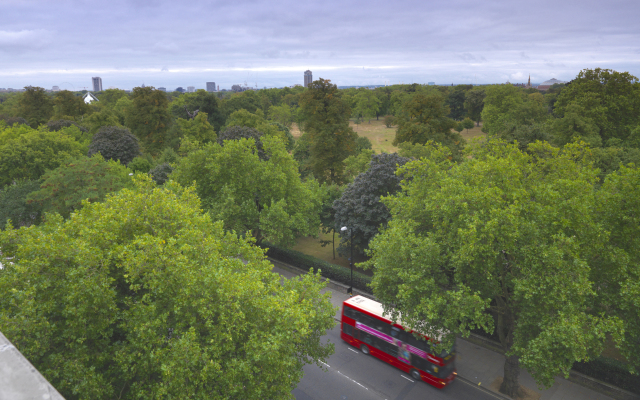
(341, 295), (457, 388)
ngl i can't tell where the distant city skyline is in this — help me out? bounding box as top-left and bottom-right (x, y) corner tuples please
(1, 0), (638, 91)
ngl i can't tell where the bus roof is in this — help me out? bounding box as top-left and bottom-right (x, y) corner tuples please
(344, 295), (447, 342)
(344, 295), (392, 321)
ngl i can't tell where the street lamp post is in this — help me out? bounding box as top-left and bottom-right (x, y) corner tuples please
(341, 226), (353, 296)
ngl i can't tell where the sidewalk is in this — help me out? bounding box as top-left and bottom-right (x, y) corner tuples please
(271, 260), (632, 400)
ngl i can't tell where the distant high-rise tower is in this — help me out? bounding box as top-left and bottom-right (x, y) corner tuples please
(206, 82), (216, 92)
(304, 70), (312, 87)
(92, 77), (103, 92)
(187, 86), (195, 93)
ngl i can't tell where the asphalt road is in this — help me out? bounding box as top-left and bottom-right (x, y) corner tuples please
(293, 322), (503, 400)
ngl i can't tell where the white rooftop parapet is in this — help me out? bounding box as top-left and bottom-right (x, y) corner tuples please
(0, 331), (65, 400)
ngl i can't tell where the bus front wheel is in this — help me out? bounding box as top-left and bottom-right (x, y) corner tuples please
(410, 369), (421, 380)
(360, 344), (370, 355)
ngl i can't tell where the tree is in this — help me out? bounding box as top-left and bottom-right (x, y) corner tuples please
(0, 175), (335, 399)
(482, 86), (548, 139)
(268, 103), (294, 127)
(550, 103), (601, 148)
(169, 89), (225, 132)
(392, 93), (462, 160)
(217, 125), (267, 160)
(292, 132), (313, 178)
(27, 154), (132, 218)
(354, 89), (381, 123)
(334, 153), (409, 255)
(85, 109), (122, 135)
(384, 115), (395, 128)
(175, 111), (217, 145)
(464, 87), (485, 126)
(125, 86), (172, 155)
(318, 183), (344, 259)
(364, 140), (622, 397)
(343, 149), (375, 182)
(299, 78), (357, 183)
(52, 90), (88, 120)
(149, 163), (173, 185)
(553, 68), (640, 145)
(461, 117), (475, 133)
(0, 129), (85, 186)
(88, 126), (141, 166)
(0, 179), (42, 229)
(17, 86), (53, 127)
(446, 85), (471, 121)
(173, 136), (322, 247)
(97, 88), (127, 109)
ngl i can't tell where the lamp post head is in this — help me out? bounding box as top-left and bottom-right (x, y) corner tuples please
(341, 226), (348, 232)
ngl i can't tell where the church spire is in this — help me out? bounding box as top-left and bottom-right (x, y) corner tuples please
(527, 74), (531, 87)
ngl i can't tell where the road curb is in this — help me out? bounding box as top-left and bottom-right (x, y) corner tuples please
(456, 375), (512, 400)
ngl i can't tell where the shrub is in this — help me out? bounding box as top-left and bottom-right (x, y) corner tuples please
(47, 119), (88, 133)
(149, 163), (173, 185)
(128, 156), (153, 174)
(383, 115), (395, 128)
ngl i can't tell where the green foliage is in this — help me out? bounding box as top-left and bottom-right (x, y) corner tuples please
(85, 109), (122, 135)
(0, 128), (85, 186)
(343, 149), (375, 182)
(454, 123), (464, 133)
(464, 87), (485, 126)
(17, 86), (53, 127)
(364, 140), (625, 394)
(446, 85), (472, 120)
(383, 114), (395, 128)
(52, 90), (89, 120)
(27, 154), (132, 218)
(554, 68), (640, 145)
(149, 163), (173, 185)
(462, 117), (475, 132)
(128, 156), (153, 173)
(0, 175), (335, 399)
(593, 165), (640, 375)
(173, 136), (322, 247)
(175, 111), (217, 144)
(397, 141), (451, 160)
(88, 126), (140, 166)
(97, 89), (127, 109)
(169, 89), (225, 132)
(217, 125), (267, 160)
(353, 89), (381, 123)
(268, 103), (294, 127)
(299, 78), (357, 184)
(393, 92), (463, 160)
(355, 136), (373, 153)
(292, 132), (313, 178)
(334, 153), (409, 255)
(0, 179), (42, 229)
(125, 86), (173, 155)
(573, 357), (639, 394)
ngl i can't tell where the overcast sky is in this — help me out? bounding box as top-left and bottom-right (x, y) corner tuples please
(1, 0), (638, 90)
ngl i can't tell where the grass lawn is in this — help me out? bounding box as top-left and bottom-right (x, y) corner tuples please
(350, 119), (399, 153)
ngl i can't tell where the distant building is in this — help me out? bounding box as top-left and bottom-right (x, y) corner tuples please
(52, 86), (60, 91)
(92, 77), (103, 92)
(206, 82), (216, 92)
(187, 86), (195, 92)
(217, 85), (220, 91)
(304, 70), (312, 87)
(83, 92), (99, 104)
(537, 78), (567, 91)
(158, 87), (166, 92)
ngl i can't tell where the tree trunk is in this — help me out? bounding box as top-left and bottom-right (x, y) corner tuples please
(332, 231), (335, 259)
(500, 354), (521, 398)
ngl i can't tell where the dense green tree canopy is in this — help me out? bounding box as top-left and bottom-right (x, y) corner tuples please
(173, 136), (322, 247)
(364, 140), (625, 397)
(0, 179), (42, 229)
(392, 92), (462, 160)
(553, 68), (640, 145)
(0, 175), (335, 399)
(299, 78), (357, 183)
(446, 85), (471, 121)
(0, 128), (85, 186)
(27, 154), (132, 218)
(169, 89), (225, 132)
(17, 86), (53, 128)
(125, 86), (173, 155)
(52, 90), (89, 120)
(464, 87), (485, 126)
(334, 153), (409, 255)
(88, 126), (140, 165)
(175, 111), (217, 145)
(353, 89), (381, 123)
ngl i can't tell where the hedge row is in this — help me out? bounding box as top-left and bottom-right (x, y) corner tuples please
(471, 327), (639, 394)
(260, 242), (373, 294)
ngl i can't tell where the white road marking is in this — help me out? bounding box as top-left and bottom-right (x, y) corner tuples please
(348, 348), (359, 353)
(401, 375), (415, 383)
(337, 371), (369, 390)
(320, 361), (330, 368)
